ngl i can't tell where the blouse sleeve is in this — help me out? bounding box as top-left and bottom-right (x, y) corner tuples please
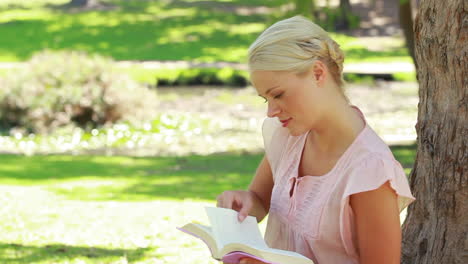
(339, 154), (416, 256)
(262, 117), (289, 181)
(343, 154), (415, 212)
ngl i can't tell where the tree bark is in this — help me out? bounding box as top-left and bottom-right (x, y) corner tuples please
(401, 0), (468, 264)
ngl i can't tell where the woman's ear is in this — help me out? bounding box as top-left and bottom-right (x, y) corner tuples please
(311, 60), (327, 84)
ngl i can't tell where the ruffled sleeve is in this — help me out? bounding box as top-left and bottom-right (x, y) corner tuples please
(262, 117), (289, 181)
(343, 154), (415, 212)
(339, 154), (416, 256)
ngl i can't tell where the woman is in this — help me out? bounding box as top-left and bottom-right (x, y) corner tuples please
(216, 16), (415, 264)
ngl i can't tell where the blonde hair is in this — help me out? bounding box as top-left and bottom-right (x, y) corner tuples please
(248, 16), (347, 97)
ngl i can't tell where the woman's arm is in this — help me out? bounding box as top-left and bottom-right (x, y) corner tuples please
(350, 181), (402, 264)
(217, 155), (274, 223)
(247, 155), (274, 221)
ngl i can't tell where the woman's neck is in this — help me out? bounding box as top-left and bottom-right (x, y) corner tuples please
(308, 102), (365, 156)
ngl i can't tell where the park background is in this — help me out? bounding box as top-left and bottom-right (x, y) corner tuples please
(0, 0), (420, 263)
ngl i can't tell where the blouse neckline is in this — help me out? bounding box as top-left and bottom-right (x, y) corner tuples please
(295, 106), (368, 179)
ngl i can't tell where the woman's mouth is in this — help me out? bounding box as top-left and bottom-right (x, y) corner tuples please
(280, 118), (292, 127)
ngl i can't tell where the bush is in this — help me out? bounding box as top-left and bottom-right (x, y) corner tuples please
(0, 51), (158, 134)
(124, 67), (250, 87)
(158, 68), (249, 87)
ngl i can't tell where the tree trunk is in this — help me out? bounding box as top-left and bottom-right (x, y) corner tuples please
(294, 0), (315, 19)
(401, 0), (467, 264)
(69, 0), (99, 7)
(336, 0), (352, 30)
(398, 0), (417, 69)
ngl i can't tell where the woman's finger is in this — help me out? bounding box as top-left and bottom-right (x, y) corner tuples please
(236, 195), (252, 222)
(217, 191), (234, 209)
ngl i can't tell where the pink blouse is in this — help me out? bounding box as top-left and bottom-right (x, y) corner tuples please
(262, 108), (415, 264)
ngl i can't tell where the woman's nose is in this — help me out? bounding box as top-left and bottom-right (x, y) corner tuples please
(267, 101), (280, 117)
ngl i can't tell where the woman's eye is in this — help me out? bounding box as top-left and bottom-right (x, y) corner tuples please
(274, 93), (283, 99)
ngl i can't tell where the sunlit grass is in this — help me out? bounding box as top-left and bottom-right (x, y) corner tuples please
(0, 140), (415, 263)
(0, 184), (218, 264)
(0, 0), (411, 63)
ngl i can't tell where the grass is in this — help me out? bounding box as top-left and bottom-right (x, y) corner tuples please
(0, 153), (262, 201)
(0, 0), (412, 63)
(0, 144), (416, 263)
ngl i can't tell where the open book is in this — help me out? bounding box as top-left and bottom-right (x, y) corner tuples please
(177, 207), (314, 264)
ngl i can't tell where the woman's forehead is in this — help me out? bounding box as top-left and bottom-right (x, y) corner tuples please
(251, 71), (284, 84)
(251, 71), (279, 91)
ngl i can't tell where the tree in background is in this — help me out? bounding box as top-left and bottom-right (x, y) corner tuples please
(398, 0), (417, 68)
(401, 0), (467, 263)
(68, 0), (99, 8)
(294, 0), (315, 19)
(336, 0), (353, 30)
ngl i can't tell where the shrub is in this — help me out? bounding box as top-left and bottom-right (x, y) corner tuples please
(0, 51), (158, 134)
(124, 67), (250, 87)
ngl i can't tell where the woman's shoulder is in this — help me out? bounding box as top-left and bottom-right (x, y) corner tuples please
(348, 124), (396, 164)
(340, 124), (408, 188)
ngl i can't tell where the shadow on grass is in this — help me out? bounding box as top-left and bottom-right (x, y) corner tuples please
(0, 144), (416, 201)
(0, 1), (265, 62)
(0, 152), (263, 201)
(0, 243), (150, 263)
(0, 0), (410, 63)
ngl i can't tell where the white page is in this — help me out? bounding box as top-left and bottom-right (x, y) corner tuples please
(205, 207), (268, 249)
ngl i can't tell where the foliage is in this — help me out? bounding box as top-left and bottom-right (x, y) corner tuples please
(343, 72), (417, 83)
(344, 73), (377, 85)
(155, 68), (249, 87)
(0, 51), (157, 134)
(122, 67), (250, 87)
(392, 72), (417, 82)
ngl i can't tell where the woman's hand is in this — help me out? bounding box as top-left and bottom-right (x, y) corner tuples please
(216, 190), (257, 222)
(217, 155), (273, 223)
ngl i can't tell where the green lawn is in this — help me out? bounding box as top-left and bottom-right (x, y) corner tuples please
(0, 153), (262, 201)
(0, 145), (415, 263)
(0, 0), (411, 63)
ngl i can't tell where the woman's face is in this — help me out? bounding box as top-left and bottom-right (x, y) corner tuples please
(251, 69), (326, 136)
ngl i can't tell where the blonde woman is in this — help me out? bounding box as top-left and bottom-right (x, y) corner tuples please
(217, 16), (415, 264)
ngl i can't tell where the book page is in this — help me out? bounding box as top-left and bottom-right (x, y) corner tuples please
(205, 207), (268, 250)
(178, 223), (220, 259)
(193, 223), (212, 235)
